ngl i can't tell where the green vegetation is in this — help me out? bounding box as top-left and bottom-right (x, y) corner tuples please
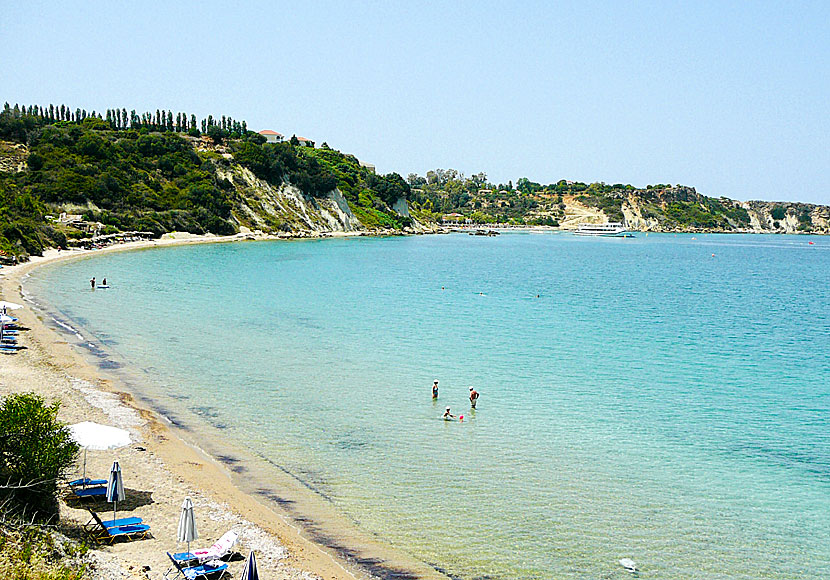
(0, 101), (824, 256)
(0, 528), (89, 580)
(0, 102), (414, 258)
(0, 393), (78, 518)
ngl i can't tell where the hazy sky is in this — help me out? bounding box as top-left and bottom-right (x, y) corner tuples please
(2, 1), (828, 203)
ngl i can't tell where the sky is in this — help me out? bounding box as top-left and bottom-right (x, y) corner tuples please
(2, 1), (828, 204)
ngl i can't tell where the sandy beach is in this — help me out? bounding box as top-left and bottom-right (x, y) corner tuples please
(0, 235), (445, 580)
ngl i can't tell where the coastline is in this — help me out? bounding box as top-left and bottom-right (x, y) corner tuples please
(0, 235), (447, 580)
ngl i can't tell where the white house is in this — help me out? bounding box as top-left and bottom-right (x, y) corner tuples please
(359, 160), (376, 174)
(259, 130), (284, 144)
(295, 137), (314, 147)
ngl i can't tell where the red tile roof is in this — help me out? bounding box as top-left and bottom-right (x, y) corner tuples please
(259, 130), (283, 136)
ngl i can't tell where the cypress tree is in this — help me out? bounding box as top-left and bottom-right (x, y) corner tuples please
(191, 114), (197, 131)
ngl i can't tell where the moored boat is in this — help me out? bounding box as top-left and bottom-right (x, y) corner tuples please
(574, 222), (629, 237)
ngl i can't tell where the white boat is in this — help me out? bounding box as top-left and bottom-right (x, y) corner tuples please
(574, 222), (628, 237)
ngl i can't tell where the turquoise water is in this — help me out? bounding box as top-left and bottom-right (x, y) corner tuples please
(26, 233), (830, 579)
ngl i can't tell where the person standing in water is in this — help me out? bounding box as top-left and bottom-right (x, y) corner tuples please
(90, 277), (96, 290)
(432, 380), (439, 400)
(469, 386), (479, 409)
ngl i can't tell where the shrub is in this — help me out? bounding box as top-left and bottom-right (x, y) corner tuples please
(0, 394), (78, 519)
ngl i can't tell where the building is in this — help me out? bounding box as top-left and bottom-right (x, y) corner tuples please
(295, 137), (314, 147)
(359, 160), (376, 174)
(259, 130), (284, 144)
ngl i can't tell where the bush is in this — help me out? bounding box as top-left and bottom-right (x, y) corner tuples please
(0, 394), (78, 519)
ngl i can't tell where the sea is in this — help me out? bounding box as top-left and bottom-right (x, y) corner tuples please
(23, 232), (830, 579)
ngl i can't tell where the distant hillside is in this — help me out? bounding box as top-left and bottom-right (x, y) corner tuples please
(407, 172), (830, 234)
(0, 103), (420, 259)
(1, 102), (828, 260)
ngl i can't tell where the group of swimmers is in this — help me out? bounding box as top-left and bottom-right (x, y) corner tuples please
(432, 380), (479, 420)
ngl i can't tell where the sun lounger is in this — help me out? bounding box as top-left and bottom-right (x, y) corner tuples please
(88, 511), (150, 544)
(165, 552), (228, 579)
(170, 530), (239, 565)
(69, 477), (109, 487)
(84, 509), (143, 532)
(71, 485), (107, 499)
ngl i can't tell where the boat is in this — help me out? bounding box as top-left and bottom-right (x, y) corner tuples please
(574, 222), (629, 237)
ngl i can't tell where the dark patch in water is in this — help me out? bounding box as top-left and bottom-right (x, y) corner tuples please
(153, 405), (190, 430)
(252, 487), (427, 580)
(97, 359), (122, 370)
(217, 455), (247, 473)
(191, 406), (220, 419)
(254, 488), (296, 508)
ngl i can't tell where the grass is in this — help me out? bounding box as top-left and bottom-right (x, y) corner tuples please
(0, 527), (90, 580)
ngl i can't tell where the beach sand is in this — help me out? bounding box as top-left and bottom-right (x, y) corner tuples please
(0, 236), (445, 580)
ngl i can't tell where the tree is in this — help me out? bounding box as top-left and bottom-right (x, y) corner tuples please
(0, 393), (78, 518)
(289, 134), (299, 146)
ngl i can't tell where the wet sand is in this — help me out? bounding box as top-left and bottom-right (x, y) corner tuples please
(0, 236), (446, 580)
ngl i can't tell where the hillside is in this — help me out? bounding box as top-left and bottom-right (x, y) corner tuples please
(407, 173), (830, 234)
(1, 102), (828, 260)
(0, 103), (421, 259)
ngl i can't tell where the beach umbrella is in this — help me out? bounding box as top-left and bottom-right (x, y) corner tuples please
(177, 496), (198, 556)
(106, 460), (125, 521)
(240, 551), (259, 580)
(68, 422), (131, 487)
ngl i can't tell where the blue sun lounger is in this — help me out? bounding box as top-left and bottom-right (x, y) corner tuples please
(72, 485), (107, 499)
(84, 509), (143, 532)
(165, 552), (228, 579)
(70, 477), (108, 487)
(89, 511), (150, 544)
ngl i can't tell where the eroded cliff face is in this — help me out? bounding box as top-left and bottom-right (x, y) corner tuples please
(212, 160), (429, 235)
(563, 185), (830, 234)
(216, 164), (364, 233)
(741, 201), (830, 234)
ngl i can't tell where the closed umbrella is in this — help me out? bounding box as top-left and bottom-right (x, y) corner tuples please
(68, 422), (131, 487)
(240, 551), (259, 580)
(106, 460), (125, 521)
(177, 496), (198, 557)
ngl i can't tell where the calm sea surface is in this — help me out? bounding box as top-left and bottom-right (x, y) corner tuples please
(25, 233), (830, 579)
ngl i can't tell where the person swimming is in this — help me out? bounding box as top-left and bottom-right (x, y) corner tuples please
(443, 406), (456, 420)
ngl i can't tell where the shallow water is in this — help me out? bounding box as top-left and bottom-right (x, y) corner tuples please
(26, 233), (830, 579)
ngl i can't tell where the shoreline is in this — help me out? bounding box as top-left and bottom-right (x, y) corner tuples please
(0, 234), (447, 580)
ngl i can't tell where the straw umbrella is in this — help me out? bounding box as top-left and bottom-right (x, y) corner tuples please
(240, 551), (259, 580)
(177, 497), (198, 557)
(106, 461), (125, 521)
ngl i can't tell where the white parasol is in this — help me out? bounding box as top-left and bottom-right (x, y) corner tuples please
(68, 422), (131, 486)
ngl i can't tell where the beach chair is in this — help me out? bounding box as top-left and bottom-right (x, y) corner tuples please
(170, 530), (239, 565)
(71, 485), (107, 499)
(69, 477), (108, 488)
(165, 552), (228, 580)
(84, 509), (143, 533)
(88, 511), (150, 544)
